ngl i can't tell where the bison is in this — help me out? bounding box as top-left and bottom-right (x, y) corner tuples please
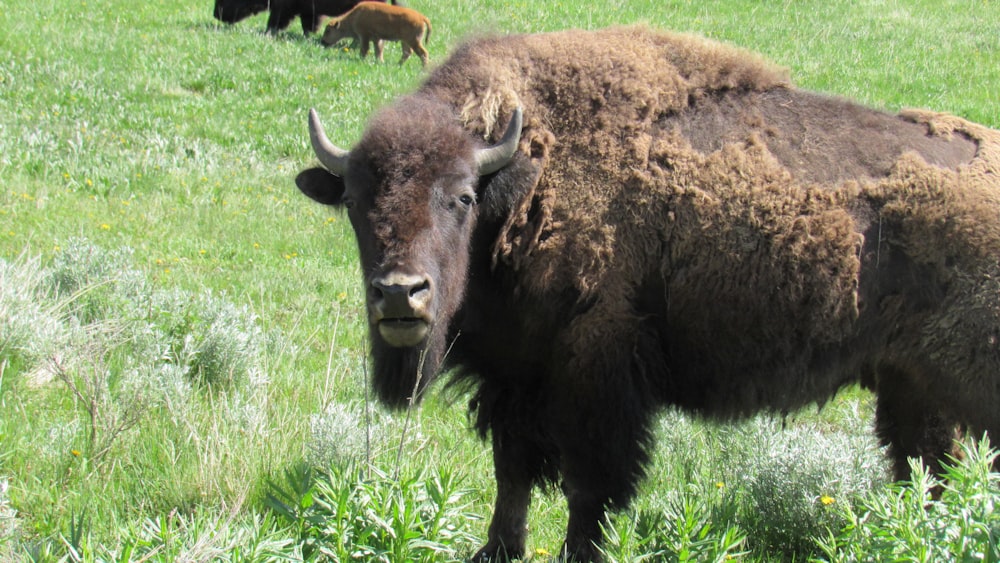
(294, 26), (1000, 561)
(321, 2), (431, 67)
(212, 0), (396, 35)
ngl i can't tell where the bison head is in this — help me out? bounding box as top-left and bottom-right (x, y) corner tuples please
(320, 21), (351, 47)
(295, 96), (522, 408)
(213, 0), (267, 24)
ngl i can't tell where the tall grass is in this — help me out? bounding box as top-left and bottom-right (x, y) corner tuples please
(1, 0), (998, 560)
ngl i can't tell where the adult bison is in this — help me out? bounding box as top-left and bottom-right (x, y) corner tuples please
(212, 0), (396, 35)
(295, 26), (1000, 561)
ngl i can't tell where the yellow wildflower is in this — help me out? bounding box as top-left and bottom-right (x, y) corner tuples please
(820, 495), (835, 506)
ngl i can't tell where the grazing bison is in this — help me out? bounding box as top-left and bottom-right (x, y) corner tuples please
(212, 0), (396, 35)
(321, 2), (432, 67)
(295, 26), (1000, 561)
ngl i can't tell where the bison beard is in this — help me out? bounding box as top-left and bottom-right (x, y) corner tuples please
(295, 26), (1000, 562)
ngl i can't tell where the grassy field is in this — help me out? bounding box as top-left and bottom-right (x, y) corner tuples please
(2, 0), (999, 560)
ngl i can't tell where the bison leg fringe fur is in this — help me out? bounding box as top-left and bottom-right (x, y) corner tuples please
(295, 26), (1000, 561)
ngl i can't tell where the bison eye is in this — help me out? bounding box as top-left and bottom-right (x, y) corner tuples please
(342, 197), (356, 209)
(458, 194), (475, 206)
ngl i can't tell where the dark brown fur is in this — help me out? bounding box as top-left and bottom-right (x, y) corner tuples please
(212, 0), (394, 35)
(295, 27), (1000, 562)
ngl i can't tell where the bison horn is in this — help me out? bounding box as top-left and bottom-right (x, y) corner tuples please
(308, 108), (350, 177)
(475, 107), (523, 176)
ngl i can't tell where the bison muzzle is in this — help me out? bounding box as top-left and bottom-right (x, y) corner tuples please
(369, 271), (433, 347)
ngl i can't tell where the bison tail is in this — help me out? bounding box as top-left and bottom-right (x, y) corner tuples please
(424, 19), (431, 44)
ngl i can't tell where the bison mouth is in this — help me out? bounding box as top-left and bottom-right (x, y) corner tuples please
(377, 318), (430, 347)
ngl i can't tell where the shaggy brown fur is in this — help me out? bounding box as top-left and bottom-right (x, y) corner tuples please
(296, 26), (1000, 562)
(322, 2), (431, 66)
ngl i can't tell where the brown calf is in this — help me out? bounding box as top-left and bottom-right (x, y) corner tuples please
(321, 2), (431, 67)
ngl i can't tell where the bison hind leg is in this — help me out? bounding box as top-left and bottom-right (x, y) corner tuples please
(873, 364), (964, 486)
(399, 43), (412, 65)
(413, 41), (429, 67)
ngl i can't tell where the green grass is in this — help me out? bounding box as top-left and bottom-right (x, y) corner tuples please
(1, 0), (999, 560)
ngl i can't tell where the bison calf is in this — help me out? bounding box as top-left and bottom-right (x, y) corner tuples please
(322, 2), (431, 67)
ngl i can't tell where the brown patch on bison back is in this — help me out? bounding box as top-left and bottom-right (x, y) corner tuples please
(669, 88), (978, 185)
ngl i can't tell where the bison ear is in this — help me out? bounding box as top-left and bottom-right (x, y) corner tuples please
(295, 167), (347, 206)
(481, 126), (556, 268)
(478, 126), (554, 220)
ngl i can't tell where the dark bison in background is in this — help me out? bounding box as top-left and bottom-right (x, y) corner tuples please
(213, 0), (397, 35)
(295, 26), (1000, 561)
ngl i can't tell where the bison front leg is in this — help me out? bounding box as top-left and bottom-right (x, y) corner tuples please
(374, 39), (385, 63)
(472, 433), (537, 561)
(473, 474), (531, 561)
(472, 391), (559, 562)
(561, 484), (609, 562)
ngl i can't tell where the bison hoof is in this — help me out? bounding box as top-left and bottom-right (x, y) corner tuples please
(471, 542), (523, 562)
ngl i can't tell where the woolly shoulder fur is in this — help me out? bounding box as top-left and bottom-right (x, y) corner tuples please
(418, 26), (999, 306)
(417, 27), (1000, 416)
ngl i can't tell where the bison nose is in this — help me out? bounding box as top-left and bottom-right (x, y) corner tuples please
(370, 272), (433, 348)
(371, 272), (432, 317)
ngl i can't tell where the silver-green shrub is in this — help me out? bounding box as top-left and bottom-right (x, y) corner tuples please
(653, 402), (887, 559)
(223, 390), (270, 439)
(0, 476), (20, 544)
(148, 288), (268, 391)
(120, 361), (193, 422)
(2, 240), (278, 470)
(726, 415), (886, 555)
(189, 294), (266, 390)
(307, 401), (395, 470)
(0, 254), (66, 371)
(46, 238), (149, 325)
